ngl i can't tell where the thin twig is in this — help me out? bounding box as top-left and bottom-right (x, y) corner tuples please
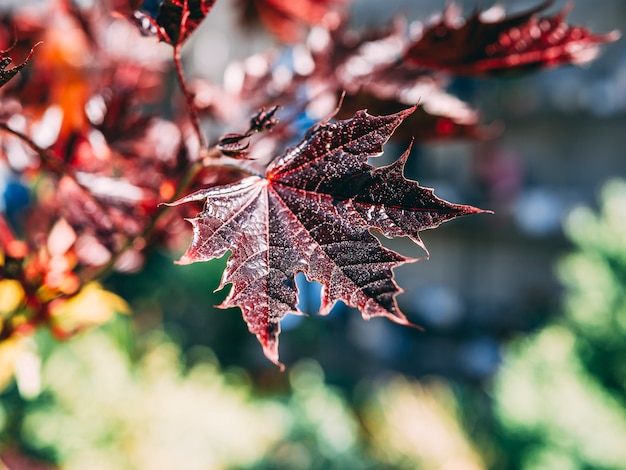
(173, 45), (207, 149)
(0, 122), (69, 175)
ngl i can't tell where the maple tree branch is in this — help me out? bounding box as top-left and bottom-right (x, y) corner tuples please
(173, 45), (207, 149)
(0, 122), (242, 290)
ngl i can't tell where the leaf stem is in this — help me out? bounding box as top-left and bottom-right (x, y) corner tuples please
(173, 45), (207, 149)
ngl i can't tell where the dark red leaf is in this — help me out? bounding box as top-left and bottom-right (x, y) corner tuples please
(156, 0), (217, 46)
(0, 42), (39, 89)
(405, 1), (619, 76)
(169, 107), (487, 366)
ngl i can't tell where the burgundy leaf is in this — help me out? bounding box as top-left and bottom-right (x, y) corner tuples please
(0, 42), (39, 89)
(170, 107), (487, 366)
(405, 1), (619, 76)
(314, 21), (489, 139)
(156, 0), (216, 46)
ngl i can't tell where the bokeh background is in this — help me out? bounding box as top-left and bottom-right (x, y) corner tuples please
(1, 0), (625, 468)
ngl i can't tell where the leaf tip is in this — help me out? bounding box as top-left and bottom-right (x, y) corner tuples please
(262, 342), (285, 371)
(384, 308), (425, 332)
(451, 203), (494, 217)
(174, 253), (194, 265)
(406, 320), (425, 332)
(398, 104), (419, 120)
(604, 29), (621, 43)
(394, 139), (414, 170)
(473, 207), (495, 216)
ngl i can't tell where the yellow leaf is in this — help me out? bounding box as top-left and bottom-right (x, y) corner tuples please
(49, 282), (130, 334)
(0, 336), (27, 392)
(0, 279), (25, 315)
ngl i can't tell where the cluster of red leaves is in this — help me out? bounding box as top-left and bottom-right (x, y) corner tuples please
(0, 0), (618, 366)
(0, 0), (207, 341)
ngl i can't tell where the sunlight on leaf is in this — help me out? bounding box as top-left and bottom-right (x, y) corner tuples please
(170, 108), (487, 366)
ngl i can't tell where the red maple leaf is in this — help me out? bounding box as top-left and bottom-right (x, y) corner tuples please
(405, 0), (619, 76)
(169, 107), (487, 367)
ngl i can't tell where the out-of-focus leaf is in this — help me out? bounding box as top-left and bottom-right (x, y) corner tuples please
(0, 335), (28, 392)
(405, 1), (620, 76)
(0, 279), (25, 315)
(48, 282), (130, 338)
(237, 0), (345, 43)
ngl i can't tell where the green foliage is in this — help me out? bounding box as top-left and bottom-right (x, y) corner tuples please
(493, 179), (626, 470)
(0, 315), (484, 469)
(15, 328), (286, 469)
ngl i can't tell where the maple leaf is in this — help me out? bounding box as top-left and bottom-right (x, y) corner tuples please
(405, 0), (620, 76)
(169, 107), (487, 367)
